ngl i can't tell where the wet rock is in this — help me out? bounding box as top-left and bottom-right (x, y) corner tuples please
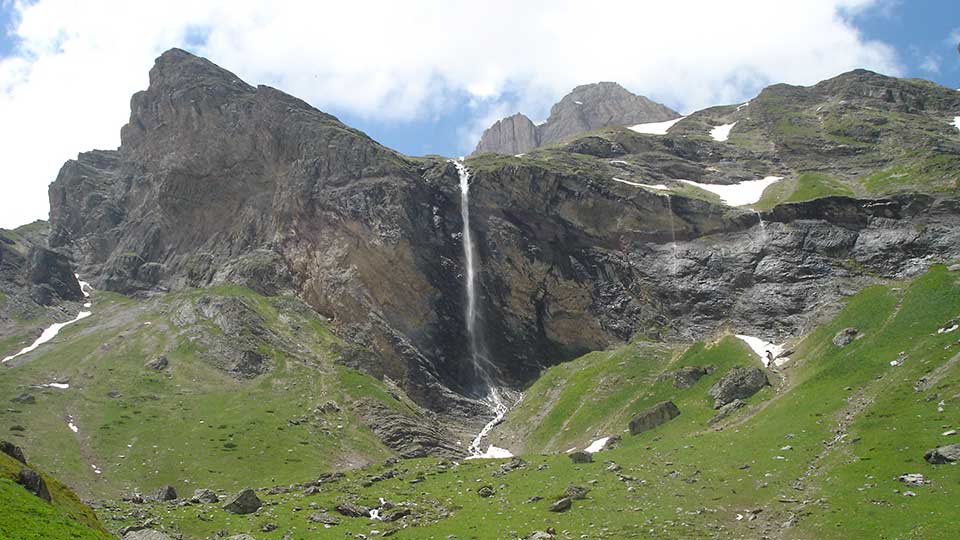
(306, 512), (340, 525)
(352, 398), (465, 459)
(122, 530), (172, 540)
(190, 488), (219, 504)
(222, 488), (262, 514)
(709, 367), (769, 409)
(673, 366), (715, 389)
(924, 444), (960, 464)
(832, 327), (859, 347)
(569, 451), (593, 464)
(629, 401), (681, 435)
(563, 485), (590, 500)
(10, 393), (35, 405)
(17, 468), (51, 502)
(145, 356), (169, 371)
(334, 502), (370, 518)
(152, 485), (177, 501)
(1, 440), (27, 464)
(549, 497), (572, 512)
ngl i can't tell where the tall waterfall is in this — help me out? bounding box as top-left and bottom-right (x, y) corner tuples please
(452, 159), (511, 459)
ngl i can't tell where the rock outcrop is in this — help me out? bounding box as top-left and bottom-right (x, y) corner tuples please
(473, 82), (679, 155)
(924, 444), (960, 464)
(222, 487), (261, 514)
(709, 368), (769, 408)
(628, 401), (681, 435)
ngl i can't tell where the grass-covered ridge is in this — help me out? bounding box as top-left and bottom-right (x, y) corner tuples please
(92, 265), (960, 539)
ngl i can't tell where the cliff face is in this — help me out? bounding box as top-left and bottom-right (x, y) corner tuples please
(47, 50), (960, 410)
(472, 82), (679, 155)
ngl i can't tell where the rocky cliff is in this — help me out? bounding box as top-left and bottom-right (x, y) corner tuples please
(472, 82), (679, 155)
(46, 49), (960, 413)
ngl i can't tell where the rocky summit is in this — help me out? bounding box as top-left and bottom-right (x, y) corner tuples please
(2, 48), (960, 540)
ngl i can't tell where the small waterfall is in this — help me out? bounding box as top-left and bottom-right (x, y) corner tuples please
(753, 210), (767, 245)
(452, 159), (511, 458)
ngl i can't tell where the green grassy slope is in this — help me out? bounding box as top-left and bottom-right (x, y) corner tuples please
(0, 452), (111, 540)
(94, 266), (960, 539)
(0, 286), (408, 500)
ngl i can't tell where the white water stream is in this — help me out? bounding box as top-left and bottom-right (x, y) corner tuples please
(453, 159), (514, 459)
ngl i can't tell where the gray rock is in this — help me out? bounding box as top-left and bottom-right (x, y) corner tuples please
(629, 401), (681, 435)
(190, 488), (219, 504)
(145, 356), (169, 371)
(474, 113), (540, 155)
(226, 535), (256, 540)
(673, 366), (715, 389)
(152, 485), (177, 501)
(306, 512), (340, 525)
(17, 468), (50, 502)
(334, 501), (369, 517)
(569, 451), (593, 464)
(708, 399), (746, 425)
(549, 497), (572, 512)
(924, 444), (960, 464)
(832, 327), (859, 347)
(477, 485), (495, 498)
(122, 530), (172, 540)
(529, 532), (554, 540)
(10, 393), (36, 405)
(1, 440), (27, 464)
(563, 485), (590, 500)
(709, 368), (769, 409)
(222, 488), (261, 514)
(382, 508), (411, 522)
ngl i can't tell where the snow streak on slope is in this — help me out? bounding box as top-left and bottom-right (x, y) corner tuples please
(710, 122), (736, 141)
(628, 117), (684, 135)
(2, 276), (93, 364)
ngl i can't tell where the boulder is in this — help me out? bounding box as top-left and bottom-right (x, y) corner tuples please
(17, 468), (51, 502)
(382, 508), (411, 522)
(708, 367), (769, 409)
(145, 356), (169, 371)
(563, 485), (590, 500)
(549, 497), (572, 512)
(122, 531), (172, 540)
(832, 327), (859, 347)
(708, 399), (746, 426)
(569, 451), (593, 464)
(152, 485), (177, 501)
(673, 366), (715, 389)
(11, 393), (36, 405)
(529, 532), (554, 540)
(306, 512), (340, 525)
(1, 440), (27, 464)
(477, 485), (495, 498)
(924, 444), (960, 464)
(222, 488), (262, 514)
(226, 536), (256, 540)
(190, 488), (219, 504)
(334, 501), (369, 517)
(629, 401), (681, 435)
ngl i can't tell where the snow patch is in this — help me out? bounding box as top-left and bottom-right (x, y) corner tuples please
(67, 416), (79, 433)
(584, 436), (610, 454)
(939, 324), (958, 334)
(613, 177), (669, 190)
(468, 445), (514, 459)
(574, 100), (583, 105)
(2, 275), (94, 364)
(736, 101), (750, 111)
(735, 334), (787, 367)
(710, 122), (736, 142)
(628, 117), (684, 135)
(43, 382), (70, 389)
(608, 160), (630, 165)
(678, 176), (782, 206)
(953, 117), (960, 132)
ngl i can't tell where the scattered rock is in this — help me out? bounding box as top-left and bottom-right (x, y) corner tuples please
(1, 440), (27, 464)
(306, 512), (340, 525)
(10, 393), (35, 405)
(122, 530), (172, 540)
(144, 356), (169, 371)
(226, 535), (256, 540)
(382, 508), (411, 522)
(569, 451), (593, 464)
(549, 497), (572, 512)
(334, 501), (370, 517)
(629, 401), (681, 435)
(152, 485), (177, 501)
(673, 365), (715, 389)
(708, 399), (746, 425)
(190, 488), (219, 504)
(563, 485), (590, 500)
(17, 468), (51, 502)
(832, 327), (859, 347)
(222, 488), (262, 514)
(477, 485), (495, 498)
(529, 532), (554, 540)
(896, 473), (928, 486)
(10, 424), (26, 432)
(708, 367), (769, 409)
(924, 444), (960, 464)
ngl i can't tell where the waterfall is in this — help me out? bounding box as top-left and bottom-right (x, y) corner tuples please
(665, 194), (679, 275)
(452, 159), (513, 459)
(753, 210), (767, 244)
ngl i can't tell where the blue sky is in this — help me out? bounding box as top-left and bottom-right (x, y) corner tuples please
(0, 0), (959, 228)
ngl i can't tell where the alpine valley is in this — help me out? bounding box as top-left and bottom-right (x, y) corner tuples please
(2, 49), (960, 540)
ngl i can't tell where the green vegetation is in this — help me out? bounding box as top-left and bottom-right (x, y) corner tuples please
(0, 453), (111, 540)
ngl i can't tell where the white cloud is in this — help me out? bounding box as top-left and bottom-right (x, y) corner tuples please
(0, 0), (901, 229)
(920, 54), (942, 74)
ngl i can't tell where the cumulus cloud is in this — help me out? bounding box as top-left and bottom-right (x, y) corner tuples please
(0, 0), (901, 228)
